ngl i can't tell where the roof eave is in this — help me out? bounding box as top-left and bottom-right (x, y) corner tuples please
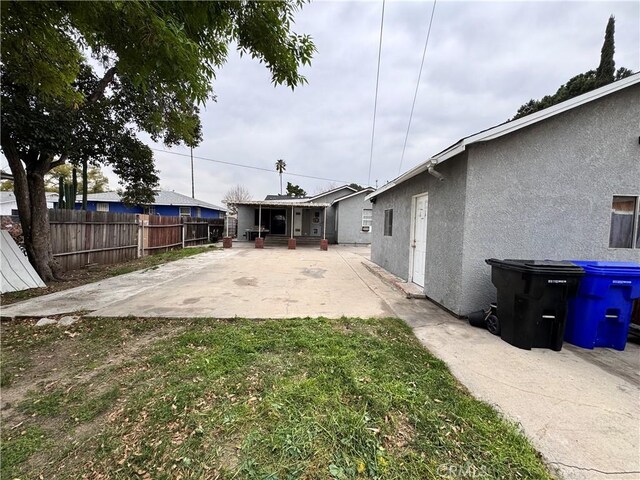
(308, 185), (356, 202)
(367, 74), (640, 201)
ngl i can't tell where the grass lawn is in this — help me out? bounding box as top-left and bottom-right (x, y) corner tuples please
(0, 316), (554, 479)
(0, 245), (220, 305)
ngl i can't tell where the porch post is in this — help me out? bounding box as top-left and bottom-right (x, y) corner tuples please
(320, 206), (328, 251)
(323, 207), (327, 240)
(288, 205), (296, 249)
(255, 204), (264, 248)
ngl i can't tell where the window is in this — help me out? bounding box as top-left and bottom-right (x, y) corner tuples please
(179, 207), (191, 217)
(143, 206), (156, 215)
(384, 209), (393, 236)
(362, 208), (372, 232)
(362, 209), (372, 227)
(195, 207), (201, 218)
(609, 196), (639, 249)
(96, 202), (109, 212)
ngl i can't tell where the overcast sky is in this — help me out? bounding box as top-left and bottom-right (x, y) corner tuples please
(4, 1), (639, 207)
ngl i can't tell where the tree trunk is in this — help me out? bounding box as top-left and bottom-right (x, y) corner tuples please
(2, 134), (62, 282)
(24, 166), (62, 282)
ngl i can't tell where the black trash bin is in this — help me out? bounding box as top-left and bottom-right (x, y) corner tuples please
(485, 259), (584, 351)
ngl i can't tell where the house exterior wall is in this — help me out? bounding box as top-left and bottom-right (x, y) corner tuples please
(312, 189), (354, 243)
(2, 194), (56, 215)
(71, 202), (223, 218)
(0, 201), (17, 216)
(236, 205), (256, 240)
(458, 83), (640, 315)
(336, 193), (374, 244)
(371, 154), (468, 313)
(423, 155), (469, 312)
(371, 174), (429, 281)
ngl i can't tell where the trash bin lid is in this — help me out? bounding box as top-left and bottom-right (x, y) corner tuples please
(567, 260), (640, 277)
(486, 258), (584, 275)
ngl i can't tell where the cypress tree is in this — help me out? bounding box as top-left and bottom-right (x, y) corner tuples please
(595, 15), (616, 86)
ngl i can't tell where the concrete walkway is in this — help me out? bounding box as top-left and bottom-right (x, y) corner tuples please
(1, 244), (638, 479)
(357, 252), (640, 480)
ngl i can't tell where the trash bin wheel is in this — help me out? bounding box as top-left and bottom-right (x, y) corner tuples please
(486, 314), (500, 336)
(468, 310), (487, 328)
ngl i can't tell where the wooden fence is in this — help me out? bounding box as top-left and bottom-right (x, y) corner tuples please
(48, 210), (223, 271)
(50, 209), (139, 271)
(144, 214), (183, 254)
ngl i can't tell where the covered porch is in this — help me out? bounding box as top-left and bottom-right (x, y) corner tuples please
(234, 200), (331, 248)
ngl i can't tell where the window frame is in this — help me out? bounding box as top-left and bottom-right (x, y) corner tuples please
(96, 202), (109, 212)
(609, 194), (640, 249)
(362, 208), (372, 230)
(384, 209), (393, 237)
(179, 206), (192, 217)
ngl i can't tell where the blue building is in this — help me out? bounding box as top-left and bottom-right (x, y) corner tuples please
(61, 190), (226, 218)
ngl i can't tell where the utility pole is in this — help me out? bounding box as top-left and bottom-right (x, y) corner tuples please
(190, 146), (195, 198)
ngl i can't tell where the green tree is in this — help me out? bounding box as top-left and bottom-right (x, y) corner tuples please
(595, 15), (616, 86)
(275, 159), (287, 195)
(1, 1), (314, 281)
(1, 64), (160, 279)
(286, 182), (306, 197)
(512, 16), (633, 120)
(44, 165), (109, 194)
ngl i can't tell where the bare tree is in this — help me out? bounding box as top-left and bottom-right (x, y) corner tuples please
(313, 182), (339, 195)
(222, 185), (251, 214)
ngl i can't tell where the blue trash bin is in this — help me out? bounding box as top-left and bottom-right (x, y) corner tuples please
(564, 261), (640, 350)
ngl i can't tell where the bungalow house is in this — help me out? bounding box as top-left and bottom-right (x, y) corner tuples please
(1, 191), (58, 216)
(234, 185), (375, 245)
(366, 74), (640, 317)
(61, 190), (226, 218)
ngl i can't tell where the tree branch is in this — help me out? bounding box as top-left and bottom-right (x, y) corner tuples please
(49, 154), (69, 170)
(87, 66), (117, 104)
(1, 129), (32, 228)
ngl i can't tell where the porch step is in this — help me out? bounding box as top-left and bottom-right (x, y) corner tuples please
(264, 236), (323, 247)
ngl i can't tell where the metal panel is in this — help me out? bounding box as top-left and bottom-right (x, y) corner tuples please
(0, 230), (46, 293)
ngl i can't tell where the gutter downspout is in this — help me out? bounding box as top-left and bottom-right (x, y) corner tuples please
(427, 164), (445, 182)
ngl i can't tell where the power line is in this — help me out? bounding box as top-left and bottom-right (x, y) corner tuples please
(151, 148), (358, 185)
(367, 0), (386, 186)
(398, 0), (437, 174)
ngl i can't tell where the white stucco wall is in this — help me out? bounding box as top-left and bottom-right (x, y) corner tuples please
(335, 191), (374, 244)
(371, 82), (640, 316)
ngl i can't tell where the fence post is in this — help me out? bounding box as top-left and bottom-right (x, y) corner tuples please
(137, 215), (143, 258)
(136, 215), (144, 258)
(182, 218), (186, 249)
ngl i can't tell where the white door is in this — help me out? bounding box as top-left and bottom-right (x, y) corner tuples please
(293, 208), (303, 236)
(411, 193), (428, 287)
